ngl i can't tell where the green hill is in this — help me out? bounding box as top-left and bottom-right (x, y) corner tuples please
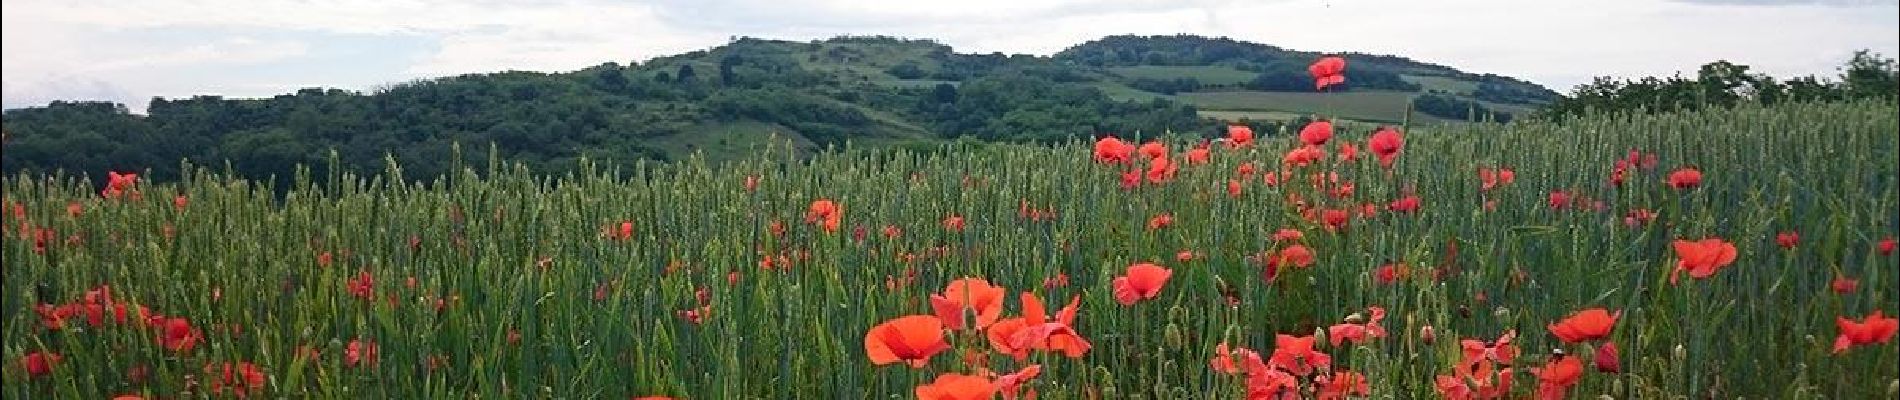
(1059, 35), (1557, 123)
(1, 35), (1558, 182)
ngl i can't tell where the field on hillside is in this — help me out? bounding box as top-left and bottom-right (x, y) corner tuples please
(4, 101), (1898, 399)
(1109, 66), (1260, 86)
(1178, 90), (1432, 123)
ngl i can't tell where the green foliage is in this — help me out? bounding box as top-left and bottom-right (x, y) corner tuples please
(1060, 35), (1547, 100)
(1126, 77), (1203, 95)
(2, 100), (1894, 398)
(3, 35), (1568, 183)
(1412, 93), (1513, 123)
(1540, 51), (1899, 120)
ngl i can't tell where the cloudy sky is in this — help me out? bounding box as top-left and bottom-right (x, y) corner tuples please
(4, 0), (1895, 112)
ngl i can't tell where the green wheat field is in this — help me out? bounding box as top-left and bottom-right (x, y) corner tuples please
(5, 100), (1897, 399)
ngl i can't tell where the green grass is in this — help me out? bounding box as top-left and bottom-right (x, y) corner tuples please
(4, 100), (1896, 399)
(1403, 74), (1479, 95)
(1109, 65), (1259, 86)
(1091, 82), (1176, 103)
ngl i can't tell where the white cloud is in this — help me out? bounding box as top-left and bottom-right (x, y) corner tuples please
(2, 0), (1896, 110)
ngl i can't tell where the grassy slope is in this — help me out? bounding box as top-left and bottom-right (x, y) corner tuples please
(633, 39), (1551, 154)
(6, 101), (1891, 398)
(1090, 65), (1528, 125)
(1109, 65), (1259, 85)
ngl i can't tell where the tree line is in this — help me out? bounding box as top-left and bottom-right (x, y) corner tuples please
(1539, 51), (1898, 120)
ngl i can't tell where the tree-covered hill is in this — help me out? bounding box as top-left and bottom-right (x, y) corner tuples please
(2, 35), (1559, 182)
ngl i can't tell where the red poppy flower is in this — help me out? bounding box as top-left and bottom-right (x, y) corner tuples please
(346, 339), (378, 368)
(1374, 262), (1409, 285)
(1368, 127), (1403, 168)
(1094, 136), (1135, 164)
(1533, 355), (1584, 399)
(1622, 208), (1657, 228)
(173, 195), (188, 210)
(1459, 330), (1519, 367)
(1547, 191), (1571, 210)
(930, 278), (1006, 330)
(1435, 360), (1514, 400)
(995, 364), (1042, 400)
(1595, 341), (1621, 373)
(1320, 209), (1350, 231)
(987, 293), (1089, 359)
(1210, 341), (1259, 375)
(1308, 56), (1346, 90)
(915, 373), (995, 400)
(1145, 156), (1178, 183)
(1271, 244), (1316, 269)
(1834, 310), (1899, 354)
(347, 271), (375, 300)
(1138, 141), (1167, 160)
(1547, 308), (1617, 343)
(1235, 162), (1257, 179)
(1228, 124), (1256, 148)
(1187, 146), (1210, 165)
(1775, 231), (1799, 249)
(103, 171), (139, 199)
(1335, 140), (1360, 163)
(1246, 365), (1300, 400)
(806, 199), (843, 233)
(1667, 167), (1702, 189)
(1317, 370), (1370, 400)
(1267, 334), (1332, 375)
(1119, 169), (1142, 189)
(1299, 120), (1334, 146)
(1478, 167), (1515, 191)
(1880, 237), (1896, 255)
(1272, 228), (1304, 242)
(1388, 195), (1421, 214)
(677, 305), (711, 324)
(1328, 306), (1387, 347)
(206, 362), (266, 398)
(1282, 145), (1326, 167)
(1112, 263), (1173, 305)
(943, 215), (965, 232)
(158, 317), (201, 353)
(865, 315), (950, 367)
(1042, 273), (1069, 289)
(20, 351), (59, 379)
(617, 221), (634, 240)
(1833, 275), (1859, 294)
(1669, 238), (1738, 284)
(1147, 213), (1173, 231)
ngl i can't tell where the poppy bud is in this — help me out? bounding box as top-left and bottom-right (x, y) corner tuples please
(1420, 325), (1436, 344)
(1164, 323), (1184, 349)
(1594, 341), (1621, 373)
(1672, 344), (1687, 363)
